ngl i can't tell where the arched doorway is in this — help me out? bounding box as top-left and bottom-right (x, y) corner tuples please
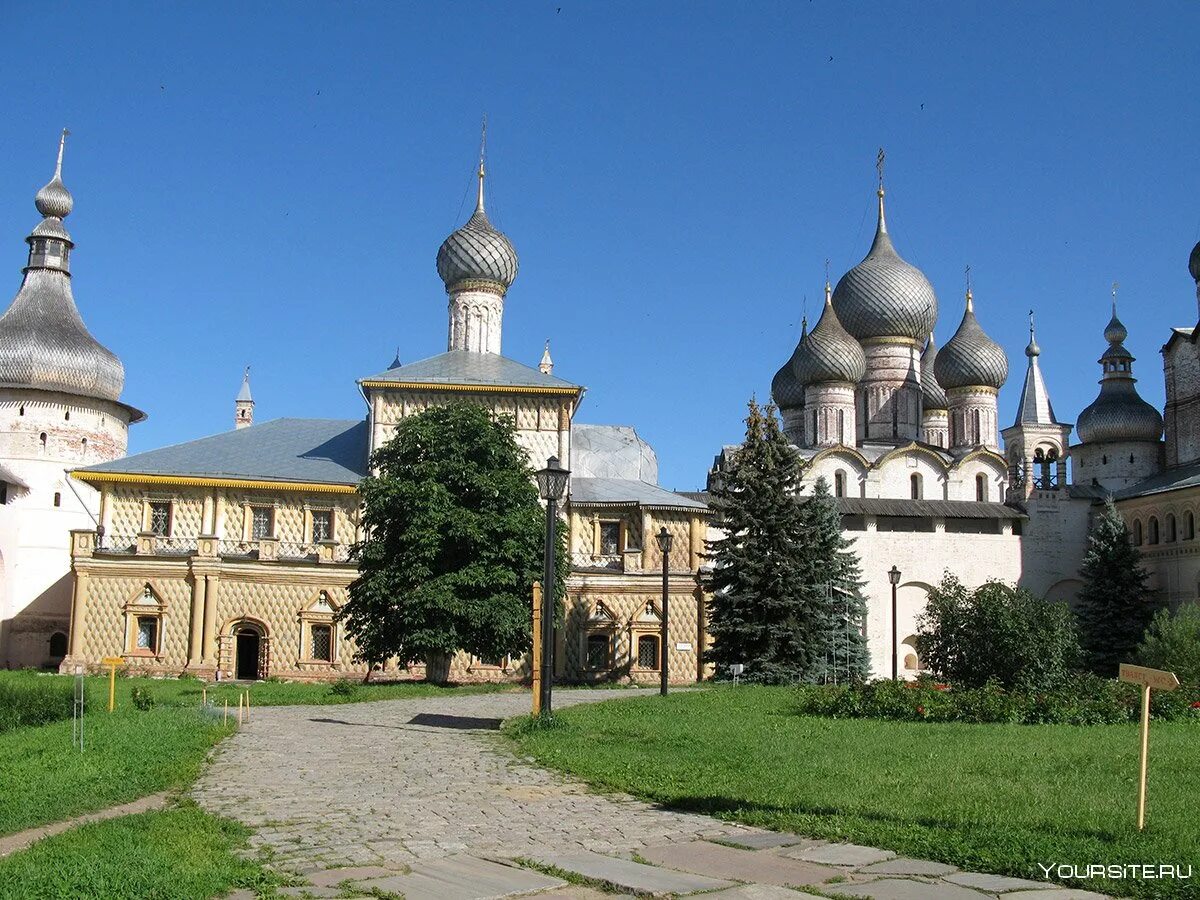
(234, 624), (263, 680)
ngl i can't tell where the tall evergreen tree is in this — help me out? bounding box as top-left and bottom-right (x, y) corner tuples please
(799, 476), (870, 682)
(704, 399), (813, 682)
(1076, 497), (1155, 676)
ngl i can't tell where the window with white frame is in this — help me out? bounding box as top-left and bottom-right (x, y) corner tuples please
(149, 501), (172, 536)
(310, 623), (333, 662)
(251, 506), (274, 540)
(599, 520), (620, 555)
(136, 616), (158, 652)
(311, 509), (333, 543)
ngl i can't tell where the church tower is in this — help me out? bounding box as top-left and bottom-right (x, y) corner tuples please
(1000, 313), (1071, 499)
(831, 155), (938, 444)
(934, 278), (1008, 453)
(919, 333), (949, 448)
(435, 140), (518, 355)
(235, 367), (253, 429)
(0, 132), (142, 668)
(791, 281), (866, 447)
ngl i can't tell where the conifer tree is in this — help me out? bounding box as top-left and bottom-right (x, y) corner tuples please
(1076, 497), (1156, 676)
(704, 399), (813, 682)
(799, 476), (870, 682)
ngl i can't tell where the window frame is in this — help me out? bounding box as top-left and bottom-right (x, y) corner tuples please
(309, 507), (334, 544)
(598, 519), (622, 556)
(147, 500), (173, 537)
(250, 505), (275, 541)
(584, 632), (612, 671)
(635, 633), (661, 671)
(123, 585), (166, 658)
(309, 623), (334, 663)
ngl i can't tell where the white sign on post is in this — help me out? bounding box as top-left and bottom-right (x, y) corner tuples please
(1117, 663), (1180, 831)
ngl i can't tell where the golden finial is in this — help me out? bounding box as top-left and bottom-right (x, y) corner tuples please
(476, 115), (487, 210)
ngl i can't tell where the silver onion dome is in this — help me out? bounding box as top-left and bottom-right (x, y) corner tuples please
(771, 316), (807, 410)
(436, 163), (518, 292)
(831, 188), (938, 341)
(934, 291), (1009, 390)
(920, 333), (948, 411)
(0, 132), (126, 403)
(1103, 308), (1128, 344)
(1076, 312), (1162, 444)
(792, 288), (867, 385)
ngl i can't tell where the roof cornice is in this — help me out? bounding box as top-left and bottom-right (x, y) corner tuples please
(72, 470), (357, 494)
(359, 379), (582, 397)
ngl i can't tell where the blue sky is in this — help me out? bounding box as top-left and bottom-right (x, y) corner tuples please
(2, 3), (1198, 489)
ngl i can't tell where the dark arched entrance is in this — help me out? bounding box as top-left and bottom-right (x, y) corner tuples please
(235, 626), (262, 680)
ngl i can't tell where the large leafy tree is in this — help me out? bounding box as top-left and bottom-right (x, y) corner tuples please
(800, 476), (870, 683)
(704, 399), (814, 683)
(340, 401), (565, 680)
(1076, 498), (1156, 676)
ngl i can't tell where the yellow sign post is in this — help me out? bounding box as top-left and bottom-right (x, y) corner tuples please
(1118, 663), (1181, 831)
(531, 582), (543, 717)
(102, 657), (123, 712)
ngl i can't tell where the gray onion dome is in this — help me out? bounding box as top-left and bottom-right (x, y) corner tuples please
(1076, 310), (1162, 444)
(771, 316), (807, 410)
(1103, 308), (1128, 344)
(831, 189), (938, 341)
(934, 292), (1009, 390)
(920, 333), (948, 411)
(436, 165), (518, 292)
(1189, 241), (1200, 284)
(792, 291), (867, 385)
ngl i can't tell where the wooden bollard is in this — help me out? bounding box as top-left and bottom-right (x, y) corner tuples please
(237, 692), (244, 725)
(202, 686), (207, 708)
(223, 699), (228, 724)
(244, 690), (250, 723)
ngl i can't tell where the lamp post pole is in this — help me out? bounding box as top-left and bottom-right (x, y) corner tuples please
(888, 565), (901, 681)
(657, 526), (673, 696)
(535, 456), (570, 718)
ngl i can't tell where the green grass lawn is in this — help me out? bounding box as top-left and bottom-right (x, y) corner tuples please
(508, 685), (1200, 900)
(0, 803), (285, 900)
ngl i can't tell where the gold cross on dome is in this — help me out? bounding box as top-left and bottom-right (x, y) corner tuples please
(876, 147), (885, 187)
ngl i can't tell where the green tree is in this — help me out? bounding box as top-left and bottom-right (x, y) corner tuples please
(916, 573), (1080, 689)
(704, 399), (814, 683)
(1137, 603), (1200, 685)
(800, 476), (870, 682)
(339, 402), (565, 681)
(1076, 498), (1156, 676)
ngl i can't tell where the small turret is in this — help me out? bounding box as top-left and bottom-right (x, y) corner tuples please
(235, 367), (254, 429)
(539, 340), (553, 375)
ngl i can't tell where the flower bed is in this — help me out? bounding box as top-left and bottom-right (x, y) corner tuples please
(793, 674), (1200, 725)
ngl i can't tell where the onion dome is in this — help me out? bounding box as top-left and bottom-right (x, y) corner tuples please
(934, 289), (1008, 390)
(1076, 304), (1162, 444)
(831, 186), (938, 341)
(792, 284), (867, 385)
(0, 131), (126, 403)
(1189, 240), (1200, 284)
(436, 160), (518, 293)
(920, 333), (948, 411)
(771, 315), (807, 410)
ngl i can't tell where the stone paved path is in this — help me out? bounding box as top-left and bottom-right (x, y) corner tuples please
(194, 689), (1114, 899)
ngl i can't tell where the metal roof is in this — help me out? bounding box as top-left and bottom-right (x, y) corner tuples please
(1115, 459), (1200, 501)
(360, 350), (581, 392)
(78, 418), (368, 486)
(571, 424), (657, 483)
(570, 477), (708, 510)
(833, 497), (1026, 520)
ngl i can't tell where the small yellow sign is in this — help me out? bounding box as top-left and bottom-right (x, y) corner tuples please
(1119, 664), (1180, 692)
(101, 656), (124, 667)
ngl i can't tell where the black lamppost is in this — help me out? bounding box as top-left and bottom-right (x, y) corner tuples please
(655, 526), (673, 696)
(887, 565), (901, 681)
(535, 455), (570, 716)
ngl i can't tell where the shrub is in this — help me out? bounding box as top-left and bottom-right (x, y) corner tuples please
(0, 674), (82, 732)
(131, 685), (155, 711)
(1137, 604), (1200, 685)
(328, 679), (358, 698)
(916, 574), (1080, 690)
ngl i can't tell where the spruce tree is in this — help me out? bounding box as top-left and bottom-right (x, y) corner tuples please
(1076, 497), (1156, 676)
(704, 399), (812, 683)
(799, 476), (870, 682)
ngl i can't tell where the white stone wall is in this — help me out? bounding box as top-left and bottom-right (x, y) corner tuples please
(857, 341), (922, 443)
(1017, 490), (1093, 605)
(922, 411), (948, 449)
(802, 383), (855, 447)
(1072, 440), (1163, 491)
(947, 386), (1000, 452)
(1118, 490), (1200, 608)
(0, 388), (132, 667)
(447, 289), (505, 354)
(1163, 337), (1200, 468)
(802, 448), (1007, 502)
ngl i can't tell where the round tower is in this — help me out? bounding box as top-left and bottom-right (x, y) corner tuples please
(831, 164), (937, 445)
(0, 132), (143, 668)
(1073, 299), (1163, 489)
(436, 155), (518, 355)
(919, 333), (948, 448)
(934, 282), (1008, 453)
(794, 283), (866, 447)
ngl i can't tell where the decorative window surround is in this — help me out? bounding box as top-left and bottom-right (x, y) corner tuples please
(122, 584), (166, 659)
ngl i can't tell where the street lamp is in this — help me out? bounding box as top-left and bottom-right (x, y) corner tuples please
(655, 526), (674, 696)
(887, 565), (902, 681)
(535, 455), (570, 716)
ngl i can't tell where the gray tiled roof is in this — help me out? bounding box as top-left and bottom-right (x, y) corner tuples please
(79, 418), (368, 485)
(571, 424), (657, 483)
(833, 497), (1026, 520)
(1115, 459), (1200, 501)
(570, 477), (708, 510)
(361, 350), (581, 391)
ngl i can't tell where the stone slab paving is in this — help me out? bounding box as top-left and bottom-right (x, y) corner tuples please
(787, 842), (897, 867)
(861, 857), (960, 877)
(947, 873), (1061, 892)
(826, 878), (993, 900)
(717, 831), (808, 850)
(354, 854), (565, 899)
(639, 839), (842, 886)
(706, 886), (828, 899)
(998, 892), (1112, 900)
(526, 848), (734, 894)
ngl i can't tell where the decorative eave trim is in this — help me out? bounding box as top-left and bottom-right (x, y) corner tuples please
(359, 379), (582, 397)
(945, 385), (1000, 396)
(808, 444), (872, 468)
(861, 336), (921, 348)
(71, 470), (358, 494)
(874, 442), (952, 470)
(953, 446), (1009, 469)
(568, 499), (710, 514)
(446, 277), (506, 296)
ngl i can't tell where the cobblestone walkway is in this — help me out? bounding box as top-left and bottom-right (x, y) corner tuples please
(195, 689), (1112, 899)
